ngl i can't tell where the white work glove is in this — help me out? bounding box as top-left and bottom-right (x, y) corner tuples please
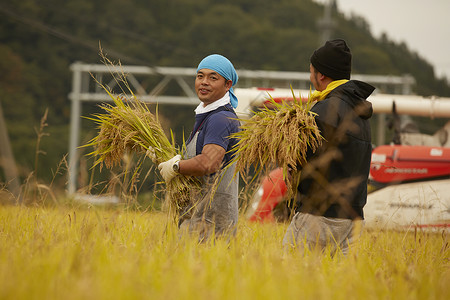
(157, 154), (181, 183)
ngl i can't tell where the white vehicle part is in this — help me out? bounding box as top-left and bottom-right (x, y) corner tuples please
(365, 178), (450, 231)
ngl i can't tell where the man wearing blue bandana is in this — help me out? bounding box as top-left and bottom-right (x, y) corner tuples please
(158, 54), (241, 241)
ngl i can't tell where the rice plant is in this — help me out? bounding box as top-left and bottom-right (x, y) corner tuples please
(230, 88), (323, 196)
(82, 53), (200, 219)
(0, 205), (448, 300)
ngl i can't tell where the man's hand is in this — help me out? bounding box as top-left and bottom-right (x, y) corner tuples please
(157, 154), (181, 183)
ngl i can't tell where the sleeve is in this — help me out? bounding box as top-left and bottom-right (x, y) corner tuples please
(201, 112), (235, 150)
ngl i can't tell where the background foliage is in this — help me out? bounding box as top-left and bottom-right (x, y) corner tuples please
(1, 0), (449, 192)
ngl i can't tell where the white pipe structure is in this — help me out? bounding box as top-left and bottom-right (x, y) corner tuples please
(234, 87), (311, 118)
(369, 94), (450, 118)
(66, 62), (415, 195)
(234, 87), (450, 118)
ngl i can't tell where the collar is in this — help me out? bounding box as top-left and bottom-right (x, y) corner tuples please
(194, 92), (231, 115)
(310, 79), (349, 102)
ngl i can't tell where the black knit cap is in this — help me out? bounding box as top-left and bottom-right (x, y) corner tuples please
(310, 39), (352, 80)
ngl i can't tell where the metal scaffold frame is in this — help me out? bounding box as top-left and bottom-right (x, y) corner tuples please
(68, 62), (415, 195)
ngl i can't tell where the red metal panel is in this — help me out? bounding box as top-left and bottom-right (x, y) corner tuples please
(370, 145), (450, 183)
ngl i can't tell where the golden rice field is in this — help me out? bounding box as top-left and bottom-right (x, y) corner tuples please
(0, 204), (448, 300)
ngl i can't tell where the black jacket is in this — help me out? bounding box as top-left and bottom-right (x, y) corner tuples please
(297, 80), (375, 219)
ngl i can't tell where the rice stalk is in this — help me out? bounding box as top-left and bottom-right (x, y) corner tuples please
(82, 52), (200, 219)
(230, 88), (323, 196)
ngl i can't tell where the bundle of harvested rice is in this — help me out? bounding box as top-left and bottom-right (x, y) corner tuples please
(83, 74), (199, 217)
(230, 90), (323, 195)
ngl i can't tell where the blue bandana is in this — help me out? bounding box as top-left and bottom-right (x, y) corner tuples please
(196, 54), (239, 108)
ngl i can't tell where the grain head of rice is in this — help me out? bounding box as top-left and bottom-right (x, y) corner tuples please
(229, 90), (323, 197)
(82, 56), (201, 219)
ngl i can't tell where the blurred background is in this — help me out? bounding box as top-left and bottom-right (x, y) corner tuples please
(1, 0), (449, 205)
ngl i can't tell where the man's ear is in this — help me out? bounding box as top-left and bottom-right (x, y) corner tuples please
(318, 72), (326, 81)
(225, 80), (233, 90)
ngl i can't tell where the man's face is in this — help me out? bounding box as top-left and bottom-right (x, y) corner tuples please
(309, 64), (320, 91)
(195, 69), (231, 106)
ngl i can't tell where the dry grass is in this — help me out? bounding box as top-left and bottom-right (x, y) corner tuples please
(0, 204), (448, 300)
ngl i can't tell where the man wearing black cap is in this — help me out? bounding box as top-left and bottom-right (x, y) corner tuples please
(283, 39), (375, 255)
